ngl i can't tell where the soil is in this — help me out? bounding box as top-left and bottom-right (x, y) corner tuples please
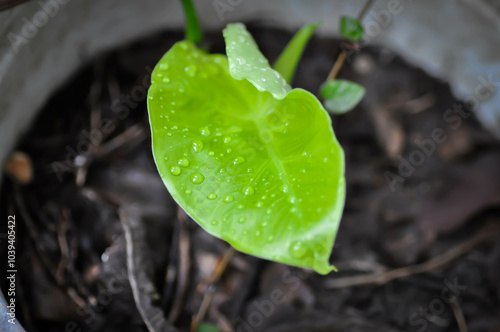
(1, 26), (500, 332)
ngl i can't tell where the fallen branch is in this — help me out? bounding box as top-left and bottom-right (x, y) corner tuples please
(325, 223), (499, 289)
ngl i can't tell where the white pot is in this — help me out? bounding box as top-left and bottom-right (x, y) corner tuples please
(1, 0), (499, 329)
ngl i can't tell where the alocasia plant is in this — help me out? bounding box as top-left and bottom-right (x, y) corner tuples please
(147, 23), (345, 274)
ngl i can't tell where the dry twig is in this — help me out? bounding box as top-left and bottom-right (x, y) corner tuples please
(325, 223), (499, 289)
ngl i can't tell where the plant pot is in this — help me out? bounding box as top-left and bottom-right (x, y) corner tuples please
(1, 1), (499, 330)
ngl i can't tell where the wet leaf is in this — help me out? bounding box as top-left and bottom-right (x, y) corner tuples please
(223, 23), (291, 100)
(340, 16), (363, 42)
(320, 79), (365, 114)
(148, 28), (345, 274)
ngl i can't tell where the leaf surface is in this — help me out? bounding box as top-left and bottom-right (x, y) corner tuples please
(223, 23), (291, 100)
(148, 39), (345, 274)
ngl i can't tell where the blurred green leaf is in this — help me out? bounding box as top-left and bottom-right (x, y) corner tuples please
(339, 16), (363, 42)
(320, 79), (365, 114)
(273, 22), (320, 84)
(196, 323), (221, 332)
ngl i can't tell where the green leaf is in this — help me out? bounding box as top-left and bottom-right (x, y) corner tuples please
(273, 22), (320, 84)
(320, 79), (365, 114)
(148, 40), (345, 275)
(196, 323), (221, 332)
(223, 23), (291, 100)
(339, 16), (363, 42)
(180, 0), (203, 43)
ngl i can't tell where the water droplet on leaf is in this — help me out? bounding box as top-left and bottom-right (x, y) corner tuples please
(178, 158), (190, 167)
(290, 241), (308, 258)
(200, 127), (211, 136)
(233, 156), (246, 165)
(170, 166), (181, 176)
(192, 140), (204, 152)
(191, 173), (205, 184)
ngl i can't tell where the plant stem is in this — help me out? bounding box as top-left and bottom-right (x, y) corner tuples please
(326, 0), (375, 81)
(356, 0), (376, 21)
(180, 0), (203, 44)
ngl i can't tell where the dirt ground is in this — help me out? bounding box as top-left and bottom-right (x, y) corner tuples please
(1, 26), (500, 332)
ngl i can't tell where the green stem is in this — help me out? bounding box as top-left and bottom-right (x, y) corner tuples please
(180, 0), (203, 44)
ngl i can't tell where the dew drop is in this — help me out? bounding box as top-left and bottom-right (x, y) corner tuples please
(162, 77), (170, 83)
(244, 187), (254, 195)
(290, 241), (308, 258)
(166, 132), (173, 137)
(191, 173), (205, 184)
(266, 208), (272, 215)
(186, 189), (192, 195)
(170, 166), (181, 176)
(192, 140), (204, 152)
(207, 193), (217, 200)
(233, 156), (246, 165)
(200, 127), (211, 136)
(178, 158), (190, 167)
(185, 64), (197, 77)
(256, 201), (263, 208)
(255, 230), (261, 236)
(238, 217), (246, 223)
(267, 235), (275, 242)
(281, 185), (289, 193)
(211, 220), (218, 225)
(209, 151), (215, 156)
(223, 136), (232, 143)
(223, 195), (234, 203)
(238, 204), (244, 209)
(219, 167), (226, 173)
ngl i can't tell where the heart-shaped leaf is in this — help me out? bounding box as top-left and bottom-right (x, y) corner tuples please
(148, 29), (345, 274)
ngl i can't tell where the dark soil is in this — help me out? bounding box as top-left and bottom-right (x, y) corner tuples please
(2, 26), (500, 332)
